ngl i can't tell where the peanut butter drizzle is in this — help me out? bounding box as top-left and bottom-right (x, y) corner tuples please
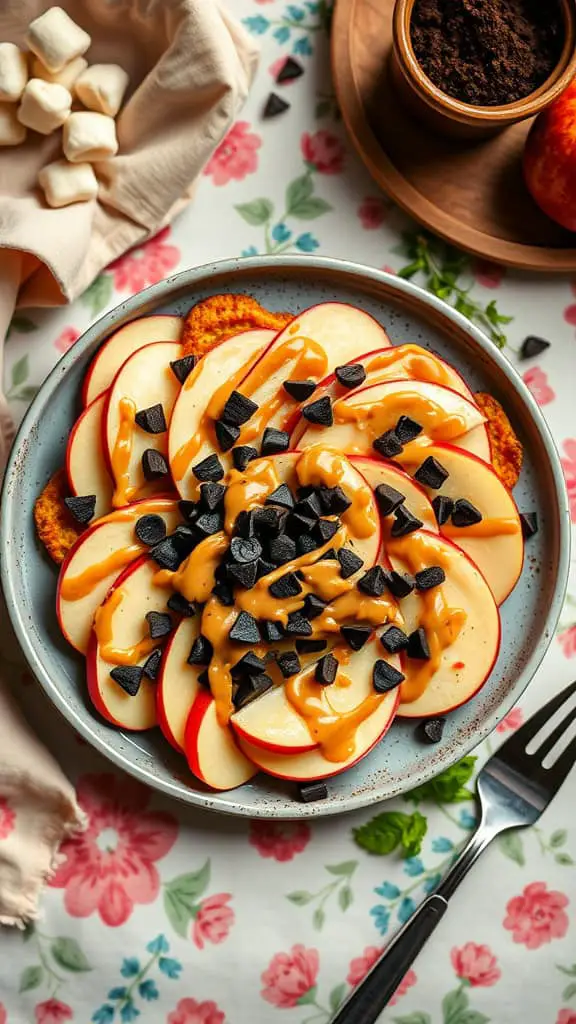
(335, 391), (471, 445)
(365, 345), (455, 389)
(94, 589), (158, 666)
(442, 518), (520, 539)
(111, 397), (138, 508)
(158, 532), (229, 603)
(60, 544), (144, 601)
(224, 459), (281, 535)
(201, 597), (267, 726)
(296, 446), (377, 539)
(313, 589), (400, 634)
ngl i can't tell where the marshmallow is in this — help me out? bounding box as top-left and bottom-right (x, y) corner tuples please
(0, 43), (28, 102)
(31, 54), (87, 90)
(0, 102), (26, 145)
(38, 158), (98, 207)
(17, 78), (72, 135)
(75, 63), (129, 117)
(63, 110), (118, 162)
(26, 7), (91, 73)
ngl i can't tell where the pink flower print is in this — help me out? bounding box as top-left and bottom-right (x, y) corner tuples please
(167, 998), (225, 1024)
(503, 881), (569, 949)
(347, 946), (383, 987)
(249, 820), (311, 861)
(561, 439), (576, 522)
(35, 1000), (73, 1024)
(0, 1004), (6, 1024)
(523, 367), (555, 406)
(451, 943), (501, 986)
(557, 1011), (576, 1024)
(55, 327), (80, 354)
(301, 130), (345, 174)
(389, 969), (417, 1006)
(204, 121), (261, 186)
(564, 303), (576, 326)
(193, 894), (234, 949)
(261, 944), (320, 1008)
(358, 197), (387, 229)
(109, 227), (180, 295)
(474, 260), (505, 288)
(382, 265), (397, 275)
(49, 772), (178, 927)
(558, 624), (576, 658)
(496, 707), (524, 733)
(0, 797), (15, 839)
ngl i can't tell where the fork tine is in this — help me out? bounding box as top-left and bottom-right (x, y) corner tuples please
(500, 680), (576, 760)
(536, 699), (576, 764)
(546, 733), (576, 788)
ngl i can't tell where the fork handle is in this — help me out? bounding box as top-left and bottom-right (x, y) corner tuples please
(330, 894), (448, 1024)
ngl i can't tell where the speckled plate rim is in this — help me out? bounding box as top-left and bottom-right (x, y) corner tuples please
(0, 255), (571, 818)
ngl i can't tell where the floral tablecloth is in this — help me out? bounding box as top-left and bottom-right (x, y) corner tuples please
(2, 2), (576, 1023)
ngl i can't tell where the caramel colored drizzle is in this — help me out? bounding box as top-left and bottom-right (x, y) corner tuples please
(61, 544), (144, 601)
(201, 597), (266, 726)
(365, 345), (455, 389)
(110, 397), (138, 508)
(335, 391), (471, 445)
(224, 460), (280, 535)
(94, 589), (158, 666)
(159, 532), (229, 604)
(442, 518), (520, 539)
(296, 445), (377, 539)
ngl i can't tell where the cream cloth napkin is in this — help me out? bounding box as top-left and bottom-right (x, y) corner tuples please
(0, 0), (258, 926)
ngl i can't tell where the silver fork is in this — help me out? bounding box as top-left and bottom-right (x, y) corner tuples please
(331, 680), (576, 1024)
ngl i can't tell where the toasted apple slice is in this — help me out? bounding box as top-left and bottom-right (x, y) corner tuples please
(66, 393), (113, 519)
(184, 690), (258, 790)
(157, 618), (203, 751)
(82, 314), (182, 406)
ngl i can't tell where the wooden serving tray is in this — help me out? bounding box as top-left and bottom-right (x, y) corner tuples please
(332, 0), (576, 271)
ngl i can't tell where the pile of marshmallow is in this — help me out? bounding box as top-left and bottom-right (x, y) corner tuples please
(0, 6), (128, 208)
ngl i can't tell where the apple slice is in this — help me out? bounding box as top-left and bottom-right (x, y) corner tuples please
(184, 690), (258, 790)
(157, 618), (203, 751)
(86, 555), (173, 730)
(57, 497), (179, 653)
(66, 393), (113, 519)
(294, 379), (487, 457)
(82, 314), (183, 406)
(105, 341), (182, 506)
(386, 530), (501, 718)
(351, 457), (438, 534)
(400, 443), (523, 605)
(169, 328), (275, 499)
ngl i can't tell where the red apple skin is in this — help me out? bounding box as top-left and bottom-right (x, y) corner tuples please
(156, 639), (186, 753)
(184, 691), (256, 789)
(524, 82), (576, 232)
(81, 314), (182, 407)
(231, 719), (318, 756)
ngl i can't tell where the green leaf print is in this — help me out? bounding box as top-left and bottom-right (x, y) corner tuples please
(330, 983), (347, 1011)
(338, 885), (353, 911)
(7, 314), (36, 337)
(297, 985), (318, 1006)
(81, 273), (114, 317)
(562, 982), (576, 1001)
(163, 860), (210, 938)
(286, 173), (314, 213)
(14, 385), (39, 402)
(442, 987), (468, 1022)
(498, 831), (525, 866)
(11, 354), (29, 387)
(555, 852), (575, 866)
(51, 936), (92, 972)
(235, 198), (274, 226)
(551, 830), (568, 848)
(326, 860), (358, 876)
(392, 1014), (432, 1024)
(405, 757), (477, 805)
(287, 890), (314, 905)
(290, 195), (332, 219)
(19, 964), (44, 992)
(313, 906), (326, 930)
(354, 810), (427, 857)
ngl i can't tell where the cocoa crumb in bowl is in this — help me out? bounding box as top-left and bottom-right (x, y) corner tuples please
(410, 0), (565, 107)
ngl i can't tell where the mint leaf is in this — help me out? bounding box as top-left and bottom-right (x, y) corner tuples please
(353, 811), (427, 858)
(498, 832), (525, 867)
(405, 757), (477, 805)
(402, 810), (428, 858)
(164, 860), (210, 937)
(235, 198), (274, 226)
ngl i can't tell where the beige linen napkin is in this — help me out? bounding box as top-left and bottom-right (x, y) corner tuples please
(0, 0), (258, 926)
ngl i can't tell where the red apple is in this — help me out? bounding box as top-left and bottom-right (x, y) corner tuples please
(524, 82), (576, 232)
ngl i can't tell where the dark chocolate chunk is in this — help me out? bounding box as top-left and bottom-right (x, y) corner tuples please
(357, 565), (388, 597)
(520, 335), (550, 360)
(316, 518), (339, 544)
(197, 669), (210, 688)
(269, 534), (297, 565)
(386, 570), (416, 599)
(303, 594), (327, 619)
(255, 558), (277, 581)
(432, 495), (454, 526)
(178, 499), (197, 523)
(195, 511), (223, 537)
(294, 492), (322, 519)
(110, 665), (142, 696)
(232, 651), (266, 678)
(234, 509), (256, 538)
(315, 653), (338, 685)
(146, 610), (172, 639)
(142, 648), (162, 681)
(319, 486), (351, 515)
(192, 453), (224, 482)
(391, 506), (423, 537)
(375, 483), (405, 517)
(200, 482), (226, 512)
(135, 403), (167, 434)
(373, 429), (403, 459)
(227, 561), (258, 589)
(135, 514), (166, 546)
(170, 354), (197, 385)
(337, 547), (363, 579)
(296, 638), (327, 654)
(287, 512), (316, 537)
(150, 536), (188, 571)
(265, 483), (295, 511)
(276, 651), (301, 678)
(373, 659), (405, 693)
(229, 611), (261, 644)
(297, 485), (316, 500)
(407, 627), (431, 660)
(276, 55), (304, 83)
(187, 635), (212, 666)
(283, 379), (316, 402)
(261, 427), (290, 456)
(419, 717), (446, 744)
(222, 390), (258, 427)
(167, 592), (196, 617)
(380, 625), (408, 654)
(285, 612), (312, 637)
(263, 92), (290, 117)
(171, 525), (198, 556)
(415, 566), (446, 590)
(302, 396), (333, 426)
(335, 363), (366, 389)
(230, 536), (263, 564)
(212, 581), (235, 606)
(395, 415), (423, 444)
(269, 572), (302, 599)
(299, 781), (328, 803)
(340, 624), (372, 651)
(452, 498), (483, 527)
(414, 456), (449, 490)
(253, 506), (285, 534)
(142, 449), (169, 481)
(297, 534), (318, 555)
(233, 673), (274, 710)
(232, 445), (258, 471)
(215, 419), (240, 452)
(520, 512), (538, 539)
(64, 494), (96, 524)
(262, 619), (284, 642)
